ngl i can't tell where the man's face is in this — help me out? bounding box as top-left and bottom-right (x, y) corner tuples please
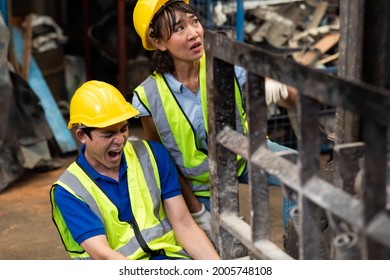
(77, 121), (129, 174)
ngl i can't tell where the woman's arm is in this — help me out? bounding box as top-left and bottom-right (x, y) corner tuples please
(141, 116), (203, 214)
(278, 85), (298, 109)
(140, 116), (161, 142)
(265, 77), (298, 108)
(178, 171), (203, 213)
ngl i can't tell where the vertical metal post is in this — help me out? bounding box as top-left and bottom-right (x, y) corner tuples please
(117, 0), (127, 95)
(336, 0), (364, 144)
(83, 0), (92, 80)
(247, 73), (269, 242)
(236, 0), (244, 42)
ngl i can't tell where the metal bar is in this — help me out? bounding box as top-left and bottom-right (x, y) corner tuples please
(207, 54), (242, 259)
(336, 0), (364, 144)
(333, 142), (365, 194)
(247, 73), (269, 241)
(361, 121), (388, 259)
(217, 127), (364, 229)
(220, 213), (292, 260)
(217, 122), (390, 252)
(361, 0), (390, 90)
(367, 212), (390, 248)
(298, 95), (321, 184)
(117, 0), (127, 94)
(205, 3), (390, 257)
(83, 0), (92, 80)
(205, 31), (390, 127)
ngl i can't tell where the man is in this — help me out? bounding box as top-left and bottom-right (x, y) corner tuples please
(50, 80), (219, 260)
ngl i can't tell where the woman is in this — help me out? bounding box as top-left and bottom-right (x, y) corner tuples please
(132, 0), (297, 240)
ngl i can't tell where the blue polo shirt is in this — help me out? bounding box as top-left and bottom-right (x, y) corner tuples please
(53, 140), (182, 248)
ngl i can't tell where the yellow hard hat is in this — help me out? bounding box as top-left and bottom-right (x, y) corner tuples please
(68, 80), (139, 129)
(133, 0), (189, 50)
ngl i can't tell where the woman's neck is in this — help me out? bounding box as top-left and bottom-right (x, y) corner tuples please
(173, 60), (200, 94)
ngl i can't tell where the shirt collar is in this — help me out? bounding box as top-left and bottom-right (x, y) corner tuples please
(164, 72), (185, 94)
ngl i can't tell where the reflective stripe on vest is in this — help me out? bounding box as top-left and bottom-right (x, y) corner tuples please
(135, 53), (247, 194)
(140, 77), (210, 194)
(51, 140), (189, 260)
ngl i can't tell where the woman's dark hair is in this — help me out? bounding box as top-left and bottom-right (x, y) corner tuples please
(149, 2), (200, 74)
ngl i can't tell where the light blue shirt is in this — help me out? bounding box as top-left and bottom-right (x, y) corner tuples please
(132, 66), (246, 150)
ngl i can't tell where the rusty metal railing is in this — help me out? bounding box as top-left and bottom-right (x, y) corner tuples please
(206, 30), (390, 260)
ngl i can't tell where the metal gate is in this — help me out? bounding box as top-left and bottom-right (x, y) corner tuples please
(206, 0), (390, 260)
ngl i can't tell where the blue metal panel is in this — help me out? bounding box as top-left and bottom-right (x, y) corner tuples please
(12, 27), (77, 154)
(0, 0), (7, 24)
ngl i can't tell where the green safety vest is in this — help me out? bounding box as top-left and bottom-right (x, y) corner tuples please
(134, 53), (247, 197)
(50, 140), (190, 260)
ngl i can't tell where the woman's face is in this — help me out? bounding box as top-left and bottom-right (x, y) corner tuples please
(155, 11), (204, 63)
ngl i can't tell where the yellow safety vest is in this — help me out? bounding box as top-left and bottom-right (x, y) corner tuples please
(50, 140), (190, 260)
(134, 53), (247, 197)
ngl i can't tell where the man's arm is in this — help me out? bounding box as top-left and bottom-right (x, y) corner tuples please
(80, 235), (128, 260)
(177, 172), (213, 242)
(163, 195), (220, 260)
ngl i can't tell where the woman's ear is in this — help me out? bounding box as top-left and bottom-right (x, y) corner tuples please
(152, 38), (167, 51)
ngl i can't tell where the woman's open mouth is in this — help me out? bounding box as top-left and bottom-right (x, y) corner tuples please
(190, 42), (202, 51)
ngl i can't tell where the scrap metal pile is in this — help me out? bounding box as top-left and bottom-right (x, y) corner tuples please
(204, 0), (339, 148)
(209, 0), (340, 70)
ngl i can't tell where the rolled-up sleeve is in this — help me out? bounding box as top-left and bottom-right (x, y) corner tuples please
(131, 93), (150, 117)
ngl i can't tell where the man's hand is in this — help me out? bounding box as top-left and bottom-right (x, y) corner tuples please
(191, 203), (213, 242)
(265, 78), (289, 105)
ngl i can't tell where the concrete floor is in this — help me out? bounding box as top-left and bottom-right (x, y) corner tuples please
(0, 121), (285, 260)
(0, 156), (74, 260)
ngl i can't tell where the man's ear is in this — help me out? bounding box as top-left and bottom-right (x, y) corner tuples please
(75, 128), (87, 143)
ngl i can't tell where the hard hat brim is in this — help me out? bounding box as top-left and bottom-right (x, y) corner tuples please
(134, 0), (190, 51)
